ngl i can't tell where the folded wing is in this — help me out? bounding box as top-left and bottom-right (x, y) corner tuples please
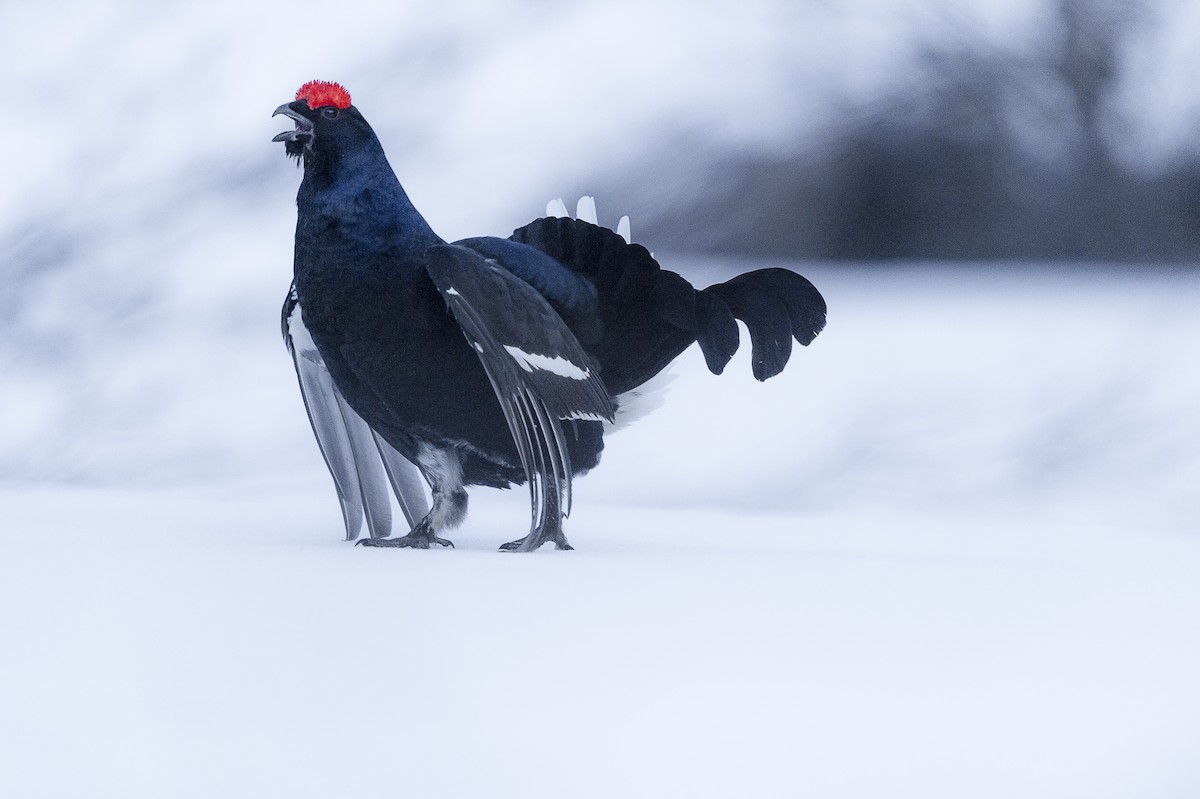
(422, 244), (615, 532)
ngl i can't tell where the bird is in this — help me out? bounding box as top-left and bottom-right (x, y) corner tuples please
(274, 79), (827, 552)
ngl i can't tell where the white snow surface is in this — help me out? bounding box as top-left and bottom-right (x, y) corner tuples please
(2, 264), (1199, 797)
(1, 486), (1198, 797)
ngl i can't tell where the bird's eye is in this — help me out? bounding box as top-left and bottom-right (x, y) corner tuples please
(321, 107), (339, 119)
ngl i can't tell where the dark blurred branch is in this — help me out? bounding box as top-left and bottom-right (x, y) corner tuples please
(627, 1), (1200, 262)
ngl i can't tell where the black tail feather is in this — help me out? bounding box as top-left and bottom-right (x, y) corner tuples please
(510, 217), (826, 390)
(512, 217), (696, 395)
(702, 268), (827, 380)
(651, 269), (698, 332)
(693, 291), (739, 375)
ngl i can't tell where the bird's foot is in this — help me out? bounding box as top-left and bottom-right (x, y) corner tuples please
(499, 528), (573, 553)
(357, 528), (454, 549)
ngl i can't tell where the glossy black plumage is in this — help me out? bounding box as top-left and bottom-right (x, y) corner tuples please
(274, 88), (827, 550)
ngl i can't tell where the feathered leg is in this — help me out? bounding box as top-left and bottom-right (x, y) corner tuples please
(358, 445), (465, 549)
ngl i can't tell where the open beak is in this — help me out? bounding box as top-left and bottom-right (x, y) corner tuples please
(272, 103), (314, 143)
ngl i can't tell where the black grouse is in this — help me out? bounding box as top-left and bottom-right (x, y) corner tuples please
(274, 80), (826, 551)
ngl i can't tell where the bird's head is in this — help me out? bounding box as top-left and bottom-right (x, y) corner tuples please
(273, 80), (374, 165)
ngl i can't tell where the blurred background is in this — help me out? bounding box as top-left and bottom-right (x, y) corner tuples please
(1, 0), (1197, 528)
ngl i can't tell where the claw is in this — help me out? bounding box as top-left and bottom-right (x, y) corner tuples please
(499, 530), (573, 552)
(357, 533), (454, 549)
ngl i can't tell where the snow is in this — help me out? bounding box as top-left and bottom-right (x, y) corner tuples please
(1, 483), (1198, 797)
(5, 0), (1200, 481)
(2, 265), (1199, 797)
